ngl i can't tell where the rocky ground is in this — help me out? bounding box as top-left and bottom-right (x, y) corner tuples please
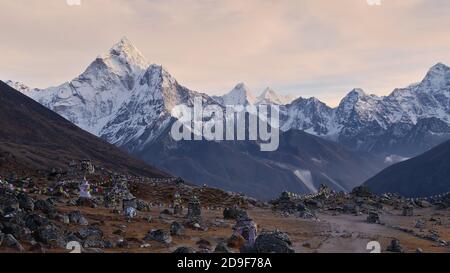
(1, 162), (450, 253)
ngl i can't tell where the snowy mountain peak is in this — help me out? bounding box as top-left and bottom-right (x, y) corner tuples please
(232, 82), (253, 96)
(99, 37), (149, 76)
(219, 82), (256, 105)
(110, 37), (145, 60)
(338, 88), (367, 107)
(291, 96), (321, 105)
(429, 62), (450, 72)
(257, 87), (284, 105)
(234, 82), (248, 89)
(138, 64), (181, 105)
(419, 62), (450, 92)
(348, 88), (367, 97)
(424, 63), (450, 81)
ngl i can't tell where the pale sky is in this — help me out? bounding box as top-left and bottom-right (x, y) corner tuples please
(1, 0), (449, 106)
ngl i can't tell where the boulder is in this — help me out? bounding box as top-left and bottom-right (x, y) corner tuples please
(116, 239), (129, 248)
(415, 219), (426, 229)
(144, 229), (172, 244)
(367, 211), (380, 224)
(4, 234), (24, 252)
(223, 207), (247, 220)
(214, 242), (231, 253)
(36, 225), (65, 247)
(17, 193), (34, 211)
(34, 199), (56, 215)
(351, 186), (373, 198)
(402, 206), (414, 217)
(77, 226), (103, 240)
(170, 221), (184, 236)
(68, 210), (89, 226)
(387, 239), (404, 253)
(25, 214), (50, 231)
(160, 209), (173, 215)
(83, 239), (107, 249)
(0, 194), (19, 210)
(83, 248), (104, 253)
(173, 246), (195, 253)
(66, 232), (82, 243)
(2, 222), (32, 241)
(240, 243), (257, 253)
(415, 200), (431, 208)
(298, 209), (317, 220)
(196, 238), (212, 250)
(76, 197), (96, 208)
(254, 230), (295, 253)
(304, 199), (323, 209)
(57, 214), (70, 224)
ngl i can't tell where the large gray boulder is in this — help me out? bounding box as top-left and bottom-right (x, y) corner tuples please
(254, 230), (295, 253)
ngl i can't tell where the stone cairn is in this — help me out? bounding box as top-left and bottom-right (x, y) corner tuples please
(186, 196), (202, 223)
(123, 193), (137, 221)
(78, 177), (92, 199)
(367, 211), (380, 224)
(402, 205), (414, 216)
(80, 159), (95, 175)
(173, 192), (183, 215)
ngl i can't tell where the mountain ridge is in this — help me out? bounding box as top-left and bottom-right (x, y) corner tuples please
(7, 38), (449, 158)
(364, 139), (450, 197)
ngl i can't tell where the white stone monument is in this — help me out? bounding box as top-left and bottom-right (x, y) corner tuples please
(79, 177), (92, 199)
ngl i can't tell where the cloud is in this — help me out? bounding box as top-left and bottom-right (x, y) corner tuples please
(0, 0), (449, 106)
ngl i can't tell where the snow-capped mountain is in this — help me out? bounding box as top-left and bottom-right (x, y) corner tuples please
(257, 87), (283, 105)
(279, 63), (450, 156)
(8, 39), (449, 159)
(99, 63), (216, 152)
(209, 63), (449, 156)
(213, 85), (296, 106)
(9, 37), (149, 136)
(213, 83), (256, 106)
(281, 97), (335, 136)
(6, 38), (217, 150)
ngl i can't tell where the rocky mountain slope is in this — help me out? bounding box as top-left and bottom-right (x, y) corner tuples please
(140, 121), (384, 199)
(364, 140), (450, 197)
(282, 63), (450, 157)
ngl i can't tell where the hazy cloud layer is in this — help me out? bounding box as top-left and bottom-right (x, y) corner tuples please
(1, 0), (449, 105)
